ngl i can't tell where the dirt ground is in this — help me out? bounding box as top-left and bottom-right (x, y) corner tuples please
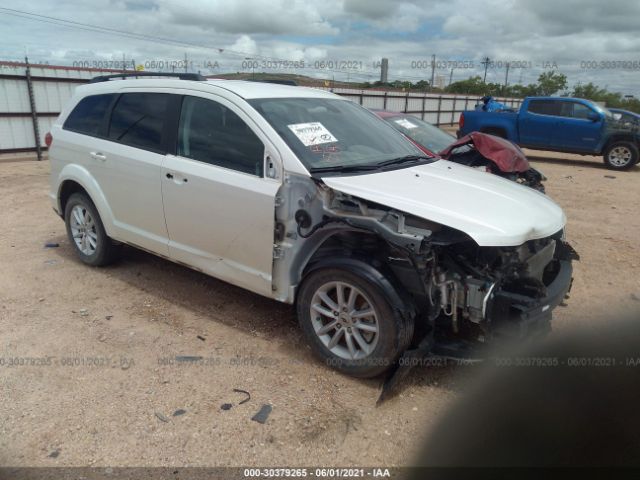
(0, 153), (639, 468)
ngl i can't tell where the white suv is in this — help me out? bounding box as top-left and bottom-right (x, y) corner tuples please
(49, 73), (577, 377)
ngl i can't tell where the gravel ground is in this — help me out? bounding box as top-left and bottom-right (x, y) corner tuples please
(0, 154), (639, 467)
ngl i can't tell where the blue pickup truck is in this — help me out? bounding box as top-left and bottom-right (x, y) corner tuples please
(459, 97), (640, 170)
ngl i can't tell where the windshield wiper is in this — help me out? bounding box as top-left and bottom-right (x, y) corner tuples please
(376, 154), (435, 167)
(309, 164), (381, 174)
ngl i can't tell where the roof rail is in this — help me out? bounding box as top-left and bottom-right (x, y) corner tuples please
(248, 79), (298, 86)
(89, 72), (207, 83)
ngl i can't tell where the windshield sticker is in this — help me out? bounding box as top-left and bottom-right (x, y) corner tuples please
(287, 122), (338, 146)
(394, 118), (418, 129)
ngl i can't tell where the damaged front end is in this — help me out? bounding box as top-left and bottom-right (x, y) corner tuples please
(272, 172), (578, 400)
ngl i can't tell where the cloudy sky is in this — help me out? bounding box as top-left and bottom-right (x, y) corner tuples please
(1, 0), (639, 95)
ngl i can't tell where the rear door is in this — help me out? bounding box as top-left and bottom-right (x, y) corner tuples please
(95, 91), (173, 255)
(518, 99), (562, 148)
(161, 93), (281, 297)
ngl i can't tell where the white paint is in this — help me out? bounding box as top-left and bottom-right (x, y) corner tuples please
(322, 159), (566, 247)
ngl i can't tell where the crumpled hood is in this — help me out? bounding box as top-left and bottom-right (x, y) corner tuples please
(321, 160), (566, 247)
(439, 131), (530, 173)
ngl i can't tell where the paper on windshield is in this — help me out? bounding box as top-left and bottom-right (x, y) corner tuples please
(287, 122), (338, 146)
(394, 118), (418, 129)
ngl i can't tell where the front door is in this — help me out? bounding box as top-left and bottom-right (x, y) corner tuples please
(161, 94), (281, 297)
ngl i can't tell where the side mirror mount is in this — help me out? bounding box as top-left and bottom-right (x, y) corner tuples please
(587, 111), (601, 122)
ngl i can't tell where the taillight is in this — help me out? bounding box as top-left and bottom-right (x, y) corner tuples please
(44, 132), (53, 148)
(459, 113), (464, 130)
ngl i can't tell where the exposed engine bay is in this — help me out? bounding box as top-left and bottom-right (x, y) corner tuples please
(273, 173), (578, 353)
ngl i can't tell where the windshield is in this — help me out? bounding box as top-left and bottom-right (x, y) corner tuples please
(249, 97), (424, 171)
(383, 115), (456, 153)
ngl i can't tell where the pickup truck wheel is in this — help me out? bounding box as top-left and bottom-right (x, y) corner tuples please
(603, 142), (638, 170)
(297, 268), (412, 378)
(64, 192), (120, 266)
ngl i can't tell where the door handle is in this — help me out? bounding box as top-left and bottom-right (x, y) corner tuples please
(90, 151), (106, 161)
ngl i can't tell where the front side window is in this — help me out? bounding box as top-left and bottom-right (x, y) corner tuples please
(558, 102), (593, 119)
(108, 93), (170, 152)
(249, 97), (422, 172)
(64, 94), (115, 136)
(178, 96), (264, 176)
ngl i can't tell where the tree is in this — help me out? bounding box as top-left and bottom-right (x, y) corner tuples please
(534, 71), (568, 96)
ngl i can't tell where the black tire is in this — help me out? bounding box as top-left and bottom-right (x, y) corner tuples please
(296, 266), (414, 378)
(64, 192), (120, 266)
(603, 141), (639, 170)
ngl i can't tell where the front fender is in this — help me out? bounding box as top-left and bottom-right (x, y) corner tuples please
(56, 164), (116, 236)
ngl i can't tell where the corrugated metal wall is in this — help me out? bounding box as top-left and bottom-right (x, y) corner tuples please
(0, 62), (523, 156)
(0, 62), (116, 154)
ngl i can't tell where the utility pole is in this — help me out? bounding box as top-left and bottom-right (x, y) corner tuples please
(449, 68), (454, 86)
(184, 52), (188, 73)
(481, 56), (491, 83)
(504, 62), (510, 91)
(430, 54), (436, 92)
(25, 57), (42, 161)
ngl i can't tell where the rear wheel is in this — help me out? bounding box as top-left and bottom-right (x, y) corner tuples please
(297, 267), (413, 378)
(603, 141), (638, 170)
(64, 193), (120, 266)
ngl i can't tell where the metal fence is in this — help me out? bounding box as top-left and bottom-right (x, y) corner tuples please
(0, 61), (121, 158)
(0, 62), (523, 158)
(315, 86), (523, 126)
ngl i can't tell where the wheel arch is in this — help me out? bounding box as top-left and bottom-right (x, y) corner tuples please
(602, 134), (640, 152)
(56, 164), (116, 236)
(295, 230), (417, 318)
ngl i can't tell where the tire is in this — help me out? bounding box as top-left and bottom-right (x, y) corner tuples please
(64, 192), (120, 266)
(296, 266), (414, 378)
(603, 141), (639, 170)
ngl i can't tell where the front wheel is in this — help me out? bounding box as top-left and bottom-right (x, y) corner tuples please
(603, 141), (638, 170)
(296, 267), (413, 378)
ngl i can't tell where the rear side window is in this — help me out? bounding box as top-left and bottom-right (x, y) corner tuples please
(63, 94), (115, 136)
(108, 93), (170, 153)
(527, 100), (561, 116)
(177, 96), (264, 176)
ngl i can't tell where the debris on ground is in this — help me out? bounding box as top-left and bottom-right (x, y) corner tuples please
(233, 388), (251, 405)
(48, 449), (60, 458)
(175, 356), (203, 363)
(44, 242), (59, 248)
(221, 403), (232, 411)
(604, 175), (616, 179)
(105, 315), (113, 320)
(154, 412), (169, 423)
(631, 293), (640, 302)
(44, 259), (57, 265)
(251, 404), (272, 424)
(197, 335), (206, 341)
(173, 409), (186, 417)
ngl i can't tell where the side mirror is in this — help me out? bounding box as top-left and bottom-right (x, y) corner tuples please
(587, 111), (601, 122)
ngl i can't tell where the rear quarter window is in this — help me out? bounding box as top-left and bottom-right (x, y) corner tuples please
(63, 94), (115, 136)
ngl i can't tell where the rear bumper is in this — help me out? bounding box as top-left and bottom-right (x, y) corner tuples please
(487, 258), (574, 339)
